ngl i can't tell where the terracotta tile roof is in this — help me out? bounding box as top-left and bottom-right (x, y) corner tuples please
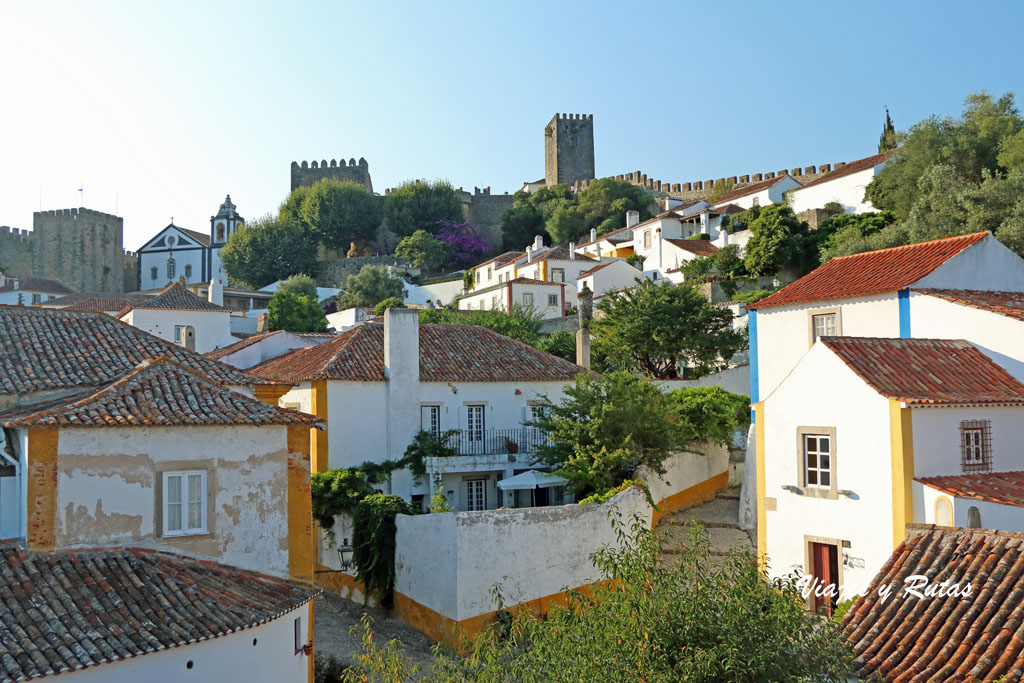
(1, 357), (318, 427)
(749, 232), (990, 309)
(790, 151), (892, 192)
(915, 288), (1024, 322)
(577, 261), (616, 279)
(0, 544), (317, 681)
(475, 251), (525, 269)
(842, 525), (1024, 681)
(462, 277), (563, 299)
(664, 239), (720, 256)
(0, 277), (74, 295)
(0, 306), (260, 393)
(247, 322), (583, 384)
(120, 283), (230, 313)
(711, 174), (798, 207)
(43, 292), (150, 311)
(531, 246), (596, 263)
(821, 337), (1024, 406)
(917, 471), (1024, 508)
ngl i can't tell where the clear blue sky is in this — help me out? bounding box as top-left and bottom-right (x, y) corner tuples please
(2, 0), (1023, 250)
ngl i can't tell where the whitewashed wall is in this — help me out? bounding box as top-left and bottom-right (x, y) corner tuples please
(762, 343), (895, 589)
(215, 332), (324, 370)
(910, 406), (1024, 477)
(656, 365), (750, 396)
(788, 167), (880, 215)
(56, 606), (310, 683)
(916, 482), (1024, 532)
(636, 442), (729, 506)
(121, 308), (235, 354)
(915, 235), (1024, 291)
(55, 425), (292, 577)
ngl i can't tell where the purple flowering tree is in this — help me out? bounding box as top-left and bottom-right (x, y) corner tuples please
(436, 221), (490, 268)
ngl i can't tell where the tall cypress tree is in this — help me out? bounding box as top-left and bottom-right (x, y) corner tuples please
(878, 106), (897, 153)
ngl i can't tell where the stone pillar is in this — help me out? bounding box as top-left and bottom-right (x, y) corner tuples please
(576, 329), (591, 370)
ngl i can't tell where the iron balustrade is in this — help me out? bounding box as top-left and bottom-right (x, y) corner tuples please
(443, 428), (547, 456)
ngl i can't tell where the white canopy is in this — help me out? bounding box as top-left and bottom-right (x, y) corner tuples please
(496, 470), (568, 491)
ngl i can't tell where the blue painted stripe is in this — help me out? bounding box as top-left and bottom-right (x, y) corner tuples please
(749, 309), (759, 421)
(898, 289), (911, 338)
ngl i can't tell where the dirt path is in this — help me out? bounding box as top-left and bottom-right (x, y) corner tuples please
(314, 591), (437, 672)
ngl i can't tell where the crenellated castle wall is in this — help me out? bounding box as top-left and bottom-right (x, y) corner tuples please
(0, 226), (33, 276)
(290, 157), (372, 193)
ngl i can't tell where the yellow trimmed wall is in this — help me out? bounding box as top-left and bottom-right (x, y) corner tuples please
(888, 399), (915, 548)
(287, 425), (315, 583)
(311, 380), (329, 473)
(26, 428), (58, 551)
(254, 384), (292, 406)
(649, 470), (729, 527)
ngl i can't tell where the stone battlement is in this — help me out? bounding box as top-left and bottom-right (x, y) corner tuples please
(291, 157), (369, 170)
(552, 113), (593, 121)
(290, 157), (372, 193)
(33, 207), (123, 221)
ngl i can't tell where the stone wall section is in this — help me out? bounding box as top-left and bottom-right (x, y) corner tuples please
(290, 158), (372, 193)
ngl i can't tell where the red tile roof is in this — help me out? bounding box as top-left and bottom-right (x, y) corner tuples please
(0, 544), (317, 681)
(711, 174), (798, 207)
(119, 282), (230, 313)
(43, 292), (150, 311)
(664, 239), (720, 256)
(1, 357), (318, 428)
(576, 260), (616, 280)
(0, 277), (75, 295)
(842, 525), (1024, 681)
(789, 151), (892, 192)
(750, 232), (990, 309)
(821, 337), (1024, 406)
(247, 322), (583, 384)
(531, 246), (596, 263)
(0, 305), (260, 393)
(917, 471), (1024, 508)
(915, 288), (1024, 322)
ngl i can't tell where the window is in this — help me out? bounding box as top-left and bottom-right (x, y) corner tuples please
(803, 435), (831, 489)
(184, 264), (192, 279)
(150, 266), (158, 281)
(530, 404), (551, 421)
(31, 293), (41, 305)
(216, 223), (226, 243)
(967, 506), (982, 529)
(491, 295), (498, 309)
(166, 258), (176, 279)
(547, 294), (558, 306)
(421, 405), (440, 437)
(752, 197), (760, 207)
(487, 266), (493, 282)
(523, 292), (534, 307)
(465, 479), (486, 511)
(960, 420), (992, 473)
(643, 230), (651, 249)
(174, 325), (187, 344)
(294, 616), (303, 654)
(466, 405), (485, 442)
(812, 313), (837, 341)
(162, 470), (207, 536)
(550, 268), (564, 283)
(935, 497), (953, 526)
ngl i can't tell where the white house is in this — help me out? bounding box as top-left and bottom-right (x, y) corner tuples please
(915, 471), (1024, 532)
(786, 151), (891, 216)
(575, 258), (643, 298)
(0, 275), (74, 306)
(644, 238), (720, 281)
(711, 174), (802, 211)
(758, 336), (1024, 601)
(117, 282), (237, 353)
(458, 277), (565, 318)
(573, 210), (645, 260)
(206, 329), (333, 370)
(247, 309), (583, 514)
(137, 195), (244, 289)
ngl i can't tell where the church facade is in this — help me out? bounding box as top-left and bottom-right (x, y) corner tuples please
(137, 196), (244, 289)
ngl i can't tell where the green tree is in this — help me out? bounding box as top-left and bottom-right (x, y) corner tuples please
(277, 273), (318, 300)
(499, 202), (545, 251)
(742, 204), (813, 275)
(278, 185), (312, 231)
(394, 229), (450, 270)
(219, 214), (318, 289)
(337, 265), (407, 309)
(998, 128), (1024, 173)
(571, 177), (654, 240)
(384, 180), (464, 237)
(373, 296), (406, 316)
(537, 329), (576, 362)
(267, 291), (327, 333)
(592, 279), (744, 379)
(878, 106), (898, 153)
(300, 178), (383, 252)
(419, 304), (542, 346)
(815, 210), (898, 261)
(708, 178), (736, 203)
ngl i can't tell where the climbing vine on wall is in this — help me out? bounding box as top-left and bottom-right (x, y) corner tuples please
(351, 494), (413, 606)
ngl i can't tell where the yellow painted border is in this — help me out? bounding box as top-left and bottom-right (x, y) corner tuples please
(26, 428), (59, 551)
(288, 425), (315, 583)
(754, 402), (766, 571)
(649, 470), (729, 527)
(888, 399), (915, 548)
(311, 380), (329, 473)
(253, 384), (291, 406)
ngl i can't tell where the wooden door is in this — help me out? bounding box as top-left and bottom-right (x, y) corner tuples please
(811, 542), (839, 615)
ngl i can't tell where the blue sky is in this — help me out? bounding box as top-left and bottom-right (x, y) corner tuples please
(2, 1), (1023, 250)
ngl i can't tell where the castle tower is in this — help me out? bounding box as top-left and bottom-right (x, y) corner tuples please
(289, 157), (373, 193)
(209, 195), (244, 286)
(544, 113), (595, 187)
(31, 208), (125, 293)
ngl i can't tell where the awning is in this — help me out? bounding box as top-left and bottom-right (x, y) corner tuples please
(496, 470), (568, 491)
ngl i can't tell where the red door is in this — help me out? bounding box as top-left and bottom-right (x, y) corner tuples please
(811, 542), (839, 615)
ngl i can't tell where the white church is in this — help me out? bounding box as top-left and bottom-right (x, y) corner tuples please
(136, 195), (245, 289)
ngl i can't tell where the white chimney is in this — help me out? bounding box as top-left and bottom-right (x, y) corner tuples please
(656, 227), (664, 270)
(596, 247), (602, 263)
(526, 246), (533, 263)
(208, 278), (224, 306)
(626, 210), (640, 228)
(384, 308), (421, 493)
(590, 228), (597, 242)
(533, 234), (544, 251)
(569, 242), (575, 260)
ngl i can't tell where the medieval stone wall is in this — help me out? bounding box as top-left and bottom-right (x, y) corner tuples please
(459, 187), (514, 248)
(290, 158), (372, 193)
(0, 226), (33, 276)
(545, 113), (595, 187)
(31, 209), (126, 293)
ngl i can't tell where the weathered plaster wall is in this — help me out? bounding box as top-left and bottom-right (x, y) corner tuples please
(122, 308), (235, 354)
(910, 406), (1024, 478)
(55, 426), (292, 577)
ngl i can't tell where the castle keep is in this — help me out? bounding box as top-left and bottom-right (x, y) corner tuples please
(545, 113), (595, 187)
(290, 157), (372, 192)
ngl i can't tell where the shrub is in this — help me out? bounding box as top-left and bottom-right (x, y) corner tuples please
(373, 297), (406, 316)
(351, 494), (413, 606)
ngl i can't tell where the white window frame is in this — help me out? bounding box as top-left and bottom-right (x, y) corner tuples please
(421, 405), (441, 437)
(803, 435), (831, 490)
(547, 293), (558, 306)
(31, 293), (41, 305)
(812, 313), (837, 341)
(466, 405), (485, 442)
(522, 292), (534, 307)
(166, 258), (176, 279)
(643, 230), (651, 249)
(550, 268), (564, 283)
(174, 325), (187, 344)
(162, 470), (208, 537)
(465, 479), (487, 511)
(530, 404), (551, 422)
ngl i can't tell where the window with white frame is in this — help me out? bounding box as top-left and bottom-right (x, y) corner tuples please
(550, 268), (564, 283)
(752, 197), (760, 207)
(530, 404), (551, 421)
(163, 470), (207, 536)
(523, 292), (533, 307)
(812, 313), (837, 341)
(294, 616), (303, 654)
(421, 405), (440, 437)
(960, 420), (992, 473)
(465, 479), (486, 511)
(174, 325), (187, 345)
(547, 293), (558, 306)
(166, 258), (176, 279)
(643, 230), (651, 249)
(31, 293), (41, 305)
(803, 435), (831, 488)
(466, 405), (485, 442)
(487, 266), (493, 282)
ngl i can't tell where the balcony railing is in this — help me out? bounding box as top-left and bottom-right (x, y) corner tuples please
(443, 428), (547, 456)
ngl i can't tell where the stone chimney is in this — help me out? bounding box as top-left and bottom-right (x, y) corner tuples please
(533, 234), (544, 251)
(208, 278), (224, 306)
(256, 313), (269, 333)
(569, 242), (575, 260)
(384, 308), (421, 495)
(626, 210), (640, 228)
